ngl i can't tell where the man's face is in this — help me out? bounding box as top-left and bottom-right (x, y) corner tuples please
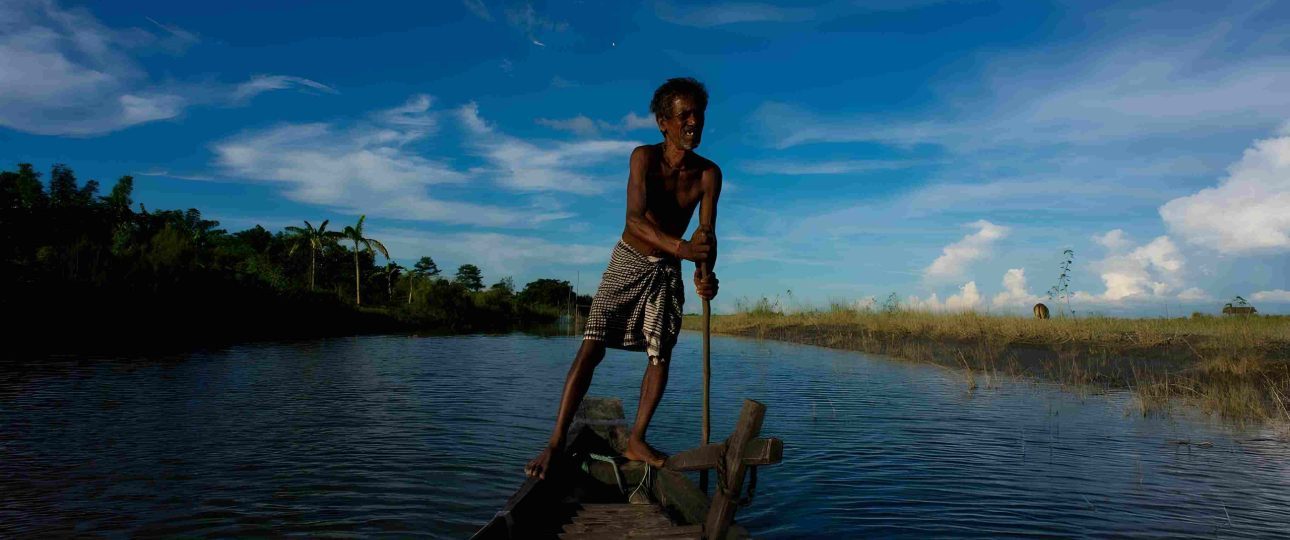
(658, 95), (704, 151)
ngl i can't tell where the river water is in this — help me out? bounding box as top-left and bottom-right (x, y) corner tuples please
(4, 332), (1289, 538)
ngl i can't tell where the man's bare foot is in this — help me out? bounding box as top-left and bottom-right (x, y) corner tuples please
(525, 444), (560, 479)
(624, 437), (667, 468)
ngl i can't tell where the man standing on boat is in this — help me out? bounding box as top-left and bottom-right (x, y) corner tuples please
(526, 77), (721, 479)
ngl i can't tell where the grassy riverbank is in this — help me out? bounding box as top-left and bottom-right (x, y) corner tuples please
(683, 307), (1290, 423)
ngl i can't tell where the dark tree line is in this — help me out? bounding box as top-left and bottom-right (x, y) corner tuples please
(1, 163), (591, 354)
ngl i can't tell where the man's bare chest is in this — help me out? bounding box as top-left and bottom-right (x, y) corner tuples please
(644, 170), (704, 214)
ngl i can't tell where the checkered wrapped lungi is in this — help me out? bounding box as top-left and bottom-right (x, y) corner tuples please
(583, 240), (685, 362)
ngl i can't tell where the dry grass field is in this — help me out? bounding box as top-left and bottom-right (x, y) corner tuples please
(683, 304), (1290, 423)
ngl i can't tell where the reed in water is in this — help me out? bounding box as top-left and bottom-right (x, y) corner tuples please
(683, 301), (1290, 424)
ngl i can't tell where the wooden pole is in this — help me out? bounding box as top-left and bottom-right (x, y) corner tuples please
(705, 400), (766, 540)
(699, 261), (711, 495)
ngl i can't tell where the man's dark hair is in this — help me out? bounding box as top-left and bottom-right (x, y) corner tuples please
(650, 77), (708, 120)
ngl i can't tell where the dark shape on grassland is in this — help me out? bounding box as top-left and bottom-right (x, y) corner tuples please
(1222, 296), (1257, 316)
(1033, 303), (1050, 320)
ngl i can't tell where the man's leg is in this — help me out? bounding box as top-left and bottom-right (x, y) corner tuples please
(525, 339), (607, 479)
(623, 356), (670, 467)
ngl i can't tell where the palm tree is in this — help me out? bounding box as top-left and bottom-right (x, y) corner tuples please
(285, 219), (342, 291)
(338, 215), (389, 305)
(374, 261), (405, 302)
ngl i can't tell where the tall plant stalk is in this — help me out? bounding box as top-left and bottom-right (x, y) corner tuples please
(1047, 248), (1075, 317)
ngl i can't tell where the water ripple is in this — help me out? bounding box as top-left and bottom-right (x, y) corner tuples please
(3, 333), (1290, 538)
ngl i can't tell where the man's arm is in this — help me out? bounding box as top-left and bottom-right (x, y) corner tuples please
(693, 164), (722, 301)
(696, 164), (722, 273)
(625, 146), (709, 261)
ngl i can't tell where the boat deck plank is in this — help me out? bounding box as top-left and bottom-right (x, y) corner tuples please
(558, 504), (700, 540)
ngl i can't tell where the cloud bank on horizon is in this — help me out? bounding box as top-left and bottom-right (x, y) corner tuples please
(2, 0), (1287, 316)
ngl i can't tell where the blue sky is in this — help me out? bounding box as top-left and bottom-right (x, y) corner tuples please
(3, 0), (1288, 316)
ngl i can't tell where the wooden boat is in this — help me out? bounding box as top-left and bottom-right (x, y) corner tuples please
(472, 397), (783, 539)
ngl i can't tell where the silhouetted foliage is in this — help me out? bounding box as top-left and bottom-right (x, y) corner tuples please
(455, 264), (484, 292)
(413, 256), (441, 277)
(376, 261), (405, 302)
(401, 256), (438, 304)
(1, 163), (586, 355)
(491, 276), (516, 295)
(518, 278), (574, 307)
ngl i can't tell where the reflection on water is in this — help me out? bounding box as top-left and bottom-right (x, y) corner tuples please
(3, 333), (1289, 538)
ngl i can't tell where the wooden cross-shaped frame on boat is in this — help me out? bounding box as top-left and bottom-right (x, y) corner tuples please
(472, 398), (784, 540)
(664, 399), (784, 540)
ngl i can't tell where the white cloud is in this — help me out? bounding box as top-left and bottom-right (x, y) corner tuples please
(213, 95), (558, 227)
(505, 2), (566, 46)
(1007, 27), (1290, 144)
(233, 75), (337, 102)
(535, 115), (601, 137)
(369, 94), (439, 144)
(0, 0), (182, 135)
(0, 0), (332, 136)
(373, 228), (607, 279)
(1251, 289), (1290, 303)
(852, 296), (879, 311)
(741, 159), (918, 176)
(622, 112), (657, 131)
(991, 268), (1041, 310)
(118, 93), (185, 125)
(144, 16), (199, 51)
(535, 112), (656, 137)
(457, 101), (492, 134)
(1159, 133), (1290, 255)
(719, 233), (834, 266)
(907, 281), (982, 312)
(655, 1), (814, 27)
(749, 6), (1290, 151)
(462, 0), (492, 21)
(1025, 10), (1290, 141)
(923, 220), (1009, 280)
(749, 102), (958, 150)
(1061, 290), (1195, 315)
(790, 169), (1182, 243)
(1177, 288), (1211, 301)
(1091, 234), (1185, 301)
(136, 169), (216, 181)
(906, 293), (941, 311)
(463, 103), (641, 195)
(946, 281), (982, 311)
(1093, 229), (1131, 251)
(904, 178), (1178, 217)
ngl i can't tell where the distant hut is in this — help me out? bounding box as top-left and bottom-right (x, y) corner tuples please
(1222, 296), (1258, 316)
